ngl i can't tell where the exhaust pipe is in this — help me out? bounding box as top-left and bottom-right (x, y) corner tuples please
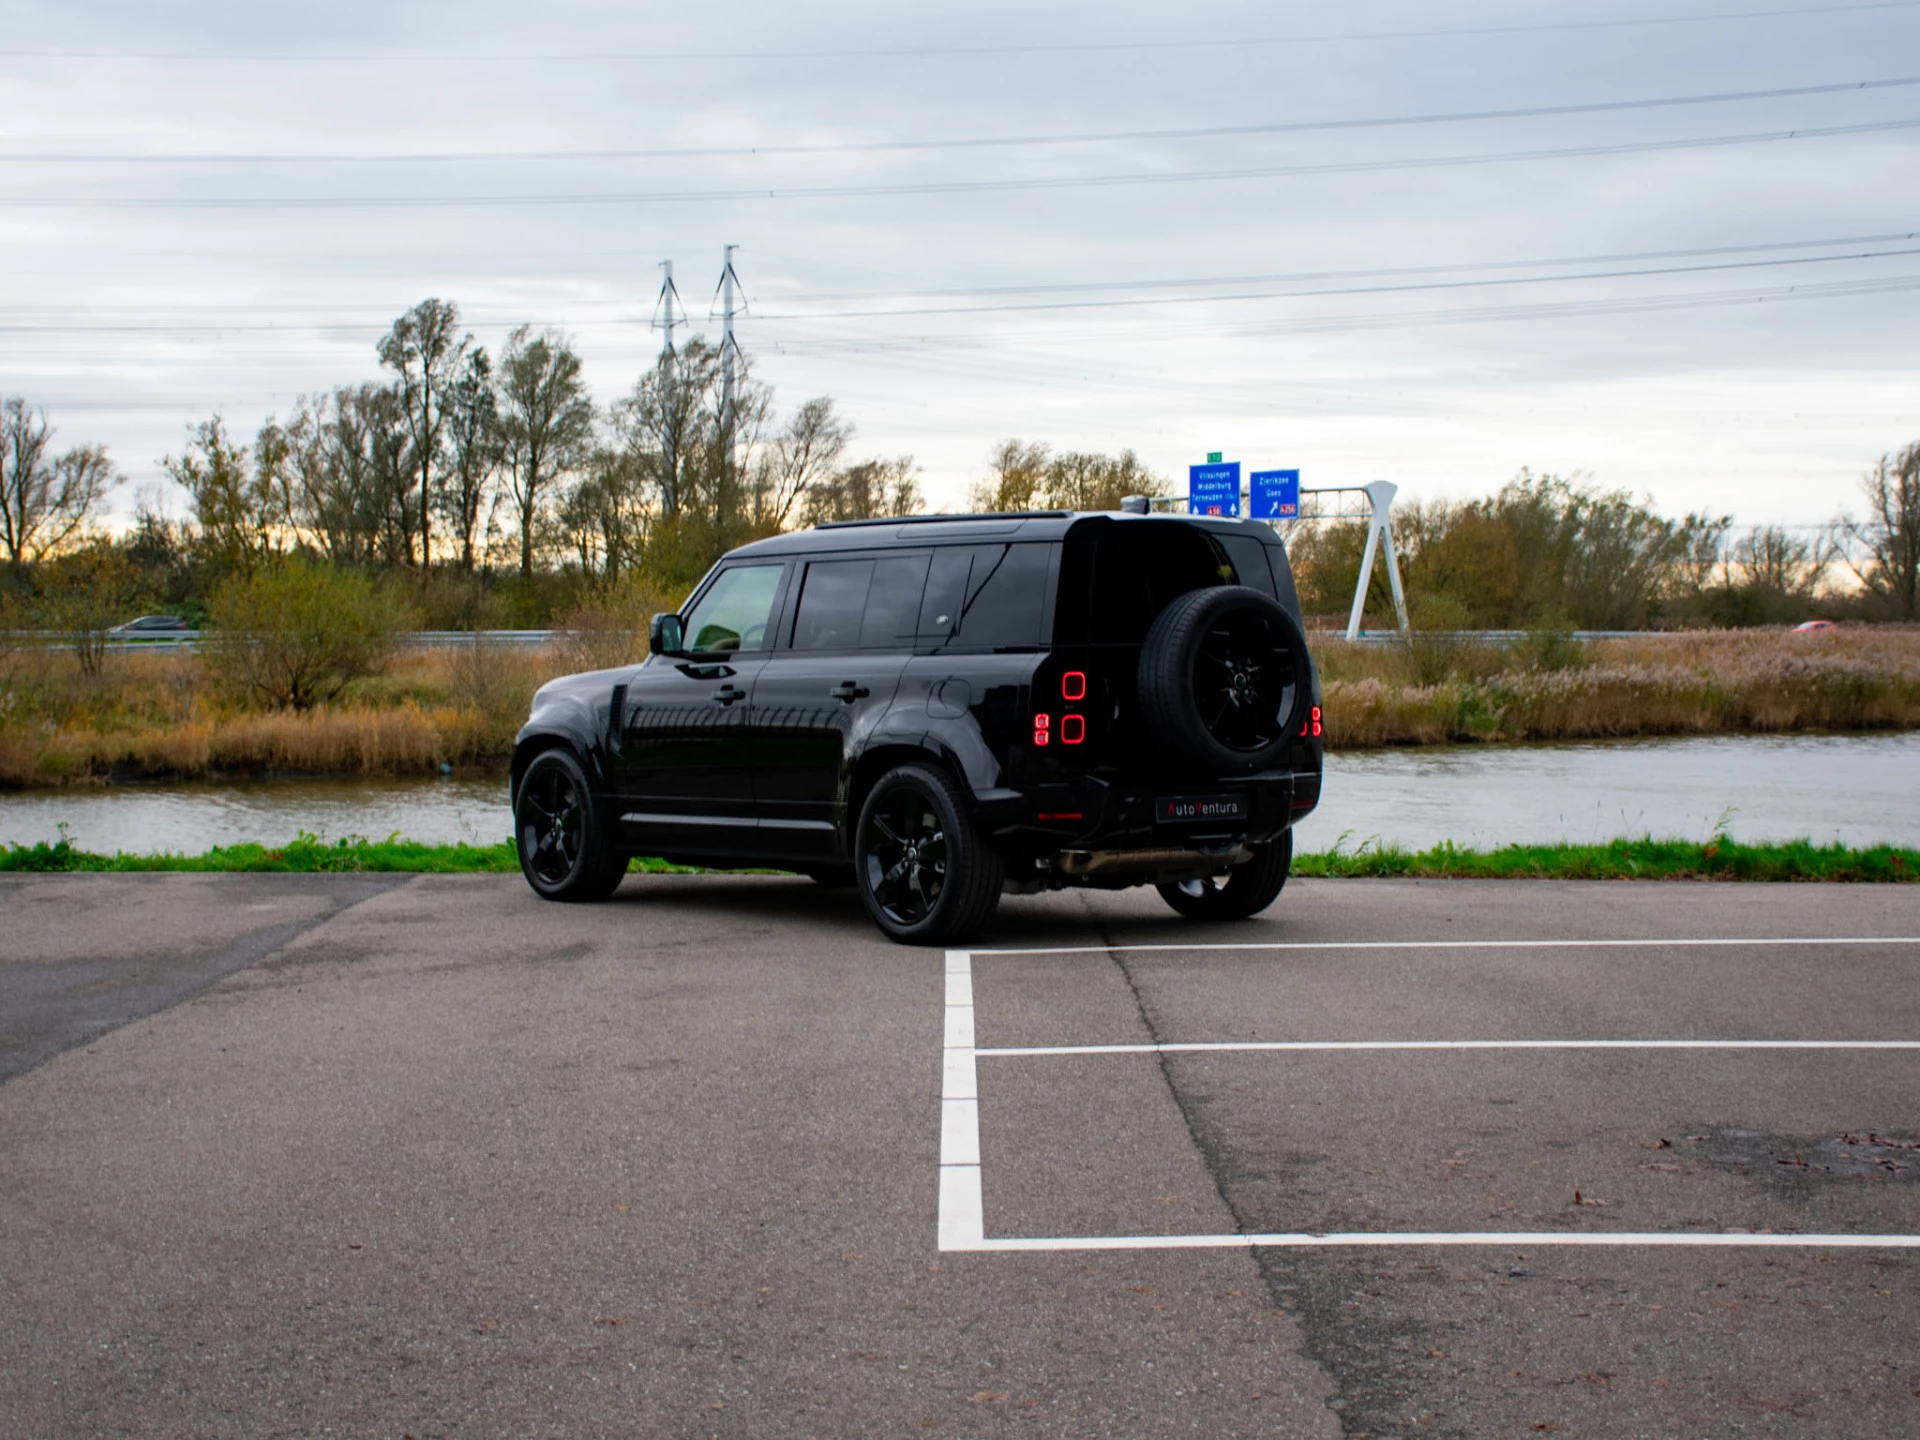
(1055, 844), (1253, 879)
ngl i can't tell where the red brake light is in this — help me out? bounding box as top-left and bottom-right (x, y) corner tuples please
(1299, 704), (1323, 739)
(1060, 714), (1085, 744)
(1061, 671), (1086, 701)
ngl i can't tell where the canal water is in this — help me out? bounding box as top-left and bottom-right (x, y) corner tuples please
(2, 732), (1915, 856)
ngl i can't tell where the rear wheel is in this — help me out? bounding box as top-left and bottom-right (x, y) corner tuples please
(1157, 831), (1292, 921)
(515, 749), (628, 902)
(855, 764), (1003, 945)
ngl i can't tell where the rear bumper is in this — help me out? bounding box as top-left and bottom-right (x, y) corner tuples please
(976, 764), (1321, 857)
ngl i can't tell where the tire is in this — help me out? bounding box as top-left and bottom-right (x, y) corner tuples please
(1137, 585), (1311, 773)
(1157, 831), (1292, 921)
(515, 748), (628, 902)
(854, 764), (1004, 946)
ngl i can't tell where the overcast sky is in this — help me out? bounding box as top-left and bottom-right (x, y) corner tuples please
(4, 0), (1917, 530)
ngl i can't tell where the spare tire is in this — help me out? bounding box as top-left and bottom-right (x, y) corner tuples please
(1136, 585), (1310, 773)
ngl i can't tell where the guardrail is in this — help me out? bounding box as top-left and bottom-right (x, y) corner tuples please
(5, 629), (564, 652)
(1320, 629), (1647, 644)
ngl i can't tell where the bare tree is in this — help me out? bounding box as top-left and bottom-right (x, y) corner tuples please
(972, 439), (1050, 512)
(0, 397), (120, 573)
(1842, 443), (1920, 620)
(499, 327), (595, 579)
(164, 416), (281, 577)
(753, 396), (850, 529)
(441, 349), (500, 570)
(803, 456), (923, 525)
(378, 298), (470, 570)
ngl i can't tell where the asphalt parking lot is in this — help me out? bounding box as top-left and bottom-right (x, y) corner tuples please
(2, 873), (1917, 1439)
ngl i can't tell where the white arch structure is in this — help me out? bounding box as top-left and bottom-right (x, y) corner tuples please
(1141, 478), (1409, 640)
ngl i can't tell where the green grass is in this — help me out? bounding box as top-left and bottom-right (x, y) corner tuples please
(2, 832), (1914, 881)
(1291, 836), (1918, 882)
(0, 831), (695, 876)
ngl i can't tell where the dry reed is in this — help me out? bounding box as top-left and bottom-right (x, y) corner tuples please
(2, 626), (1917, 787)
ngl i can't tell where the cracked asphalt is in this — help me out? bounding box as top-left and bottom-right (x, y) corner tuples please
(1, 871), (1917, 1438)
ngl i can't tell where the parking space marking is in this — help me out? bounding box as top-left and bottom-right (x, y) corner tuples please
(938, 939), (1920, 1254)
(977, 936), (1920, 957)
(980, 1040), (1920, 1057)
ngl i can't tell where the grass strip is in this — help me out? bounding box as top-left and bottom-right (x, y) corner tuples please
(1, 833), (1914, 881)
(0, 832), (696, 876)
(1291, 836), (1918, 882)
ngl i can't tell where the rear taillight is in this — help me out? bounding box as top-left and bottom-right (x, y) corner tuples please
(1299, 704), (1322, 739)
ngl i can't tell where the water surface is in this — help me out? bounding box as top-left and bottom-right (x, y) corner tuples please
(1, 732), (1915, 856)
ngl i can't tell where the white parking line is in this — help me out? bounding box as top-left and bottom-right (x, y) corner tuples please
(980, 1039), (1920, 1057)
(938, 939), (1920, 1254)
(976, 936), (1920, 957)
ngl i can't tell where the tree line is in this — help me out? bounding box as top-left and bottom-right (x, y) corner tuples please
(3, 298), (1917, 635)
(1, 298), (932, 631)
(1291, 457), (1920, 629)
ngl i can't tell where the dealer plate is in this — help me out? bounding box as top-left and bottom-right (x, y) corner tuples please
(1155, 793), (1249, 824)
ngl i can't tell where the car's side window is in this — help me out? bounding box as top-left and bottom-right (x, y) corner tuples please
(792, 560), (874, 650)
(861, 553), (931, 646)
(918, 544), (1049, 648)
(682, 564), (783, 655)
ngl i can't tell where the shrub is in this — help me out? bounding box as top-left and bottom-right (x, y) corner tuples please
(206, 557), (409, 709)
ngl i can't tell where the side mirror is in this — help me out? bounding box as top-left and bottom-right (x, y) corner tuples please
(649, 612), (685, 657)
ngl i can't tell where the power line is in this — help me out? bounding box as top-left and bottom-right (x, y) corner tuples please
(7, 245), (1917, 336)
(7, 2), (1916, 62)
(3, 229), (1913, 321)
(7, 117), (1916, 209)
(9, 76), (1918, 164)
(767, 229), (1920, 301)
(745, 246), (1920, 321)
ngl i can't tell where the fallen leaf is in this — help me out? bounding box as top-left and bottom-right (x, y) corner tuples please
(969, 1391), (1007, 1404)
(1641, 1163), (1683, 1172)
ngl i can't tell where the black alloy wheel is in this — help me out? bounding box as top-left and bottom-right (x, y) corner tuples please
(515, 748), (627, 902)
(1193, 609), (1293, 755)
(1156, 831), (1292, 921)
(855, 764), (1004, 945)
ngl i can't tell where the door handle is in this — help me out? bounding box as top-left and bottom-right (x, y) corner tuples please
(711, 684), (747, 707)
(829, 681), (870, 703)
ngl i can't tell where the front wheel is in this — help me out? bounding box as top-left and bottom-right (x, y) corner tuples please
(1157, 832), (1292, 921)
(515, 749), (628, 902)
(854, 764), (1004, 945)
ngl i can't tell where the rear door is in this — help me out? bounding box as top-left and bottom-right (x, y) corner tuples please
(746, 550), (930, 857)
(610, 561), (787, 855)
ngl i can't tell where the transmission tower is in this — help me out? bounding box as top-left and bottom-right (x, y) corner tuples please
(651, 260), (685, 513)
(713, 244), (743, 474)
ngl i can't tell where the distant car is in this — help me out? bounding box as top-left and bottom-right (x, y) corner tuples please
(1791, 619), (1836, 633)
(106, 615), (192, 635)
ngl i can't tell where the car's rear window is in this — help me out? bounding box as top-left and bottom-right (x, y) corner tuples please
(1058, 521), (1251, 644)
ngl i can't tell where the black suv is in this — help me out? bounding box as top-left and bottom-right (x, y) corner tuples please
(512, 511), (1323, 944)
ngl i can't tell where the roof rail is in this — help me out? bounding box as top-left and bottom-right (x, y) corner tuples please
(813, 510), (1072, 529)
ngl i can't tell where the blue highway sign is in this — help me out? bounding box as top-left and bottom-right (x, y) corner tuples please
(1250, 468), (1300, 520)
(1188, 461), (1241, 517)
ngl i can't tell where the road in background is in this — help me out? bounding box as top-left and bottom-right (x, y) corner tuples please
(2, 874), (1916, 1437)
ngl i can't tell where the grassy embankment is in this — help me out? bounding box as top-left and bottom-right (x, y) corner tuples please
(2, 626), (1918, 789)
(2, 833), (1913, 882)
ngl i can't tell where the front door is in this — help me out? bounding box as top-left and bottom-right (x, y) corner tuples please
(611, 561), (787, 857)
(748, 552), (928, 859)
